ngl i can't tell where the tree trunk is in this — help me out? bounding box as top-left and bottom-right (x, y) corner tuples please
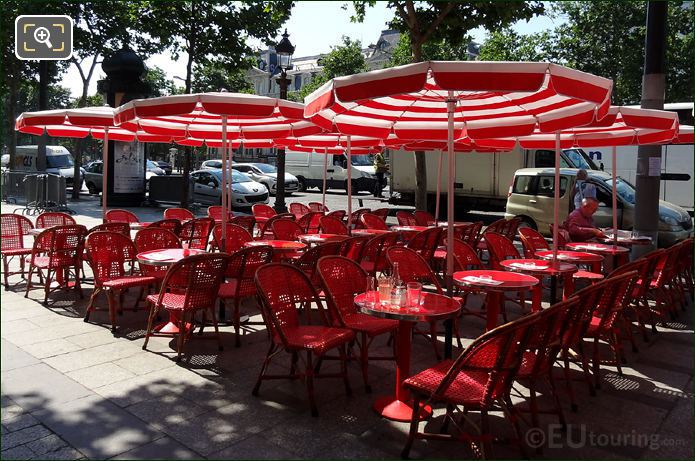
(7, 74), (18, 169)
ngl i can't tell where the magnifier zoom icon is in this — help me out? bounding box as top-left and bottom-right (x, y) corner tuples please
(33, 27), (53, 49)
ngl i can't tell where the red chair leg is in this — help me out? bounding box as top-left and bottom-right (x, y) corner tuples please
(305, 351), (318, 417)
(106, 289), (118, 332)
(401, 395), (421, 459)
(359, 332), (371, 393)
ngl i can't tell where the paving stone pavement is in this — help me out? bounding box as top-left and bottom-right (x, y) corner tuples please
(1, 198), (693, 459)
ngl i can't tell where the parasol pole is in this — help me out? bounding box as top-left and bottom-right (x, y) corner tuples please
(220, 116), (228, 249)
(444, 91), (456, 359)
(347, 135), (353, 226)
(612, 145), (618, 246)
(101, 127), (109, 222)
(435, 149), (443, 221)
(552, 131), (561, 264)
(322, 147), (328, 208)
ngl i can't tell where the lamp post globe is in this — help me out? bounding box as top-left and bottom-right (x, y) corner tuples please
(273, 29), (294, 213)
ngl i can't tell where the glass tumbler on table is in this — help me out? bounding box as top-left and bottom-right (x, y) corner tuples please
(378, 275), (392, 304)
(182, 241), (190, 257)
(406, 282), (422, 308)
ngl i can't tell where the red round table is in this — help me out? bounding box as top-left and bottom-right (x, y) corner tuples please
(297, 233), (348, 245)
(535, 250), (603, 274)
(137, 248), (205, 334)
(500, 259), (577, 305)
(28, 227), (49, 236)
(453, 270), (540, 331)
(355, 291), (460, 422)
(244, 240), (306, 261)
(565, 242), (630, 269)
(351, 228), (391, 236)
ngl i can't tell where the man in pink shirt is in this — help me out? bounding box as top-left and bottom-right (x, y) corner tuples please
(562, 197), (606, 242)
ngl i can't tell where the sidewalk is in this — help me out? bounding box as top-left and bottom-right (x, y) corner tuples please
(1, 204), (692, 460)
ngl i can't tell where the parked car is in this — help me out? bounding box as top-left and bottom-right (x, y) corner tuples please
(83, 160), (161, 194)
(154, 160), (172, 175)
(190, 168), (269, 209)
(505, 168), (694, 247)
(201, 159), (223, 170)
(232, 162), (299, 196)
(2, 145), (85, 190)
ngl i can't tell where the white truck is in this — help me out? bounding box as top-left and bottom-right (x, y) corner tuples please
(1, 145), (84, 190)
(284, 150), (378, 194)
(388, 146), (598, 212)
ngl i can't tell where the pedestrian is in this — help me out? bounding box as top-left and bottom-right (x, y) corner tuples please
(373, 152), (387, 198)
(571, 169), (597, 211)
(563, 197), (606, 242)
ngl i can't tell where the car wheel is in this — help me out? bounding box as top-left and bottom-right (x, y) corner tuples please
(86, 182), (97, 195)
(297, 176), (307, 192)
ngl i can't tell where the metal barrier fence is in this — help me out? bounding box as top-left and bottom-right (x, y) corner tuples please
(2, 172), (74, 215)
(1, 170), (28, 203)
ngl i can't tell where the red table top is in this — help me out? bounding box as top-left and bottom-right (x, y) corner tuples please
(454, 269), (539, 291)
(355, 291), (460, 322)
(298, 233), (349, 244)
(136, 248), (204, 266)
(501, 258), (577, 276)
(535, 250), (603, 263)
(566, 242), (630, 254)
(352, 228), (391, 236)
(599, 236), (652, 246)
(390, 225), (430, 233)
(245, 240), (306, 251)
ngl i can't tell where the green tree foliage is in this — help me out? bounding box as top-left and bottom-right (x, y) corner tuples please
(144, 66), (178, 97)
(478, 28), (559, 62)
(192, 61), (254, 94)
(295, 37), (368, 101)
(388, 33), (471, 67)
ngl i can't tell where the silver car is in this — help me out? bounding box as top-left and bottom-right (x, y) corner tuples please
(233, 162), (299, 196)
(190, 168), (269, 209)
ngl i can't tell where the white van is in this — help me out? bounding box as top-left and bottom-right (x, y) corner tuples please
(284, 150), (378, 193)
(1, 145), (84, 190)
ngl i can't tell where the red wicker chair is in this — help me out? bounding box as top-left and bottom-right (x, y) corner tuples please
(348, 208), (371, 229)
(25, 224), (88, 304)
(644, 246), (682, 323)
(271, 218), (303, 241)
(319, 216), (350, 236)
(396, 211), (418, 226)
(218, 245), (273, 346)
(179, 217), (214, 250)
(36, 211), (76, 228)
(318, 255), (398, 392)
(359, 232), (399, 278)
(254, 263), (354, 416)
(149, 219), (182, 235)
(371, 208), (390, 221)
(231, 215), (256, 237)
(548, 224), (571, 249)
(252, 204), (276, 226)
(518, 227), (549, 258)
(455, 221), (483, 248)
(258, 213), (294, 240)
(105, 209), (139, 223)
(360, 213), (389, 230)
(84, 231), (157, 332)
(607, 258), (651, 351)
(450, 239), (483, 271)
(308, 202), (328, 212)
(413, 210), (435, 226)
(164, 207), (194, 221)
(213, 224), (253, 254)
(207, 205), (234, 223)
(406, 227), (443, 261)
(1, 214), (34, 289)
(134, 228), (181, 283)
(484, 232), (521, 270)
(339, 235), (369, 261)
(485, 217), (520, 241)
(291, 241), (342, 289)
(143, 253), (229, 361)
(401, 311), (538, 459)
(289, 202), (310, 219)
(89, 222), (130, 235)
(326, 209), (346, 222)
(297, 211), (323, 234)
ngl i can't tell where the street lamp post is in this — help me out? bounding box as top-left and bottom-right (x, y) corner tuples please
(273, 29), (294, 213)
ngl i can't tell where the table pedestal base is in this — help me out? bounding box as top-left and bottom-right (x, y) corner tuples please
(373, 395), (432, 422)
(154, 312), (192, 335)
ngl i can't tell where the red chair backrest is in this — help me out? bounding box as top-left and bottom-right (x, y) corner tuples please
(308, 202), (328, 212)
(252, 204), (276, 220)
(155, 254), (229, 311)
(259, 213), (295, 239)
(207, 206), (233, 222)
(319, 216), (349, 236)
(549, 224), (571, 248)
(231, 216), (256, 236)
(608, 257), (651, 300)
(518, 227), (550, 258)
(134, 228), (181, 252)
(396, 211), (418, 226)
(326, 209), (346, 222)
(318, 255), (368, 327)
(349, 208), (371, 229)
(360, 213), (389, 230)
(360, 232), (399, 272)
(179, 217), (214, 250)
(293, 241), (342, 286)
(455, 221), (483, 247)
(36, 212), (76, 228)
(1, 213), (33, 252)
(271, 219), (304, 241)
(163, 208), (194, 221)
(449, 239), (483, 270)
(406, 227), (442, 261)
(484, 232), (520, 270)
(149, 219), (181, 235)
(289, 202), (310, 219)
(224, 245), (273, 290)
(371, 208), (390, 220)
(338, 236), (369, 261)
(213, 223), (253, 254)
(105, 209), (139, 224)
(297, 211), (323, 234)
(88, 222), (130, 236)
(413, 210), (435, 226)
(386, 246), (442, 293)
(86, 231), (137, 285)
(31, 225), (87, 268)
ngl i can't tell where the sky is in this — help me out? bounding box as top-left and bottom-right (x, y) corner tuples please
(60, 1), (564, 98)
